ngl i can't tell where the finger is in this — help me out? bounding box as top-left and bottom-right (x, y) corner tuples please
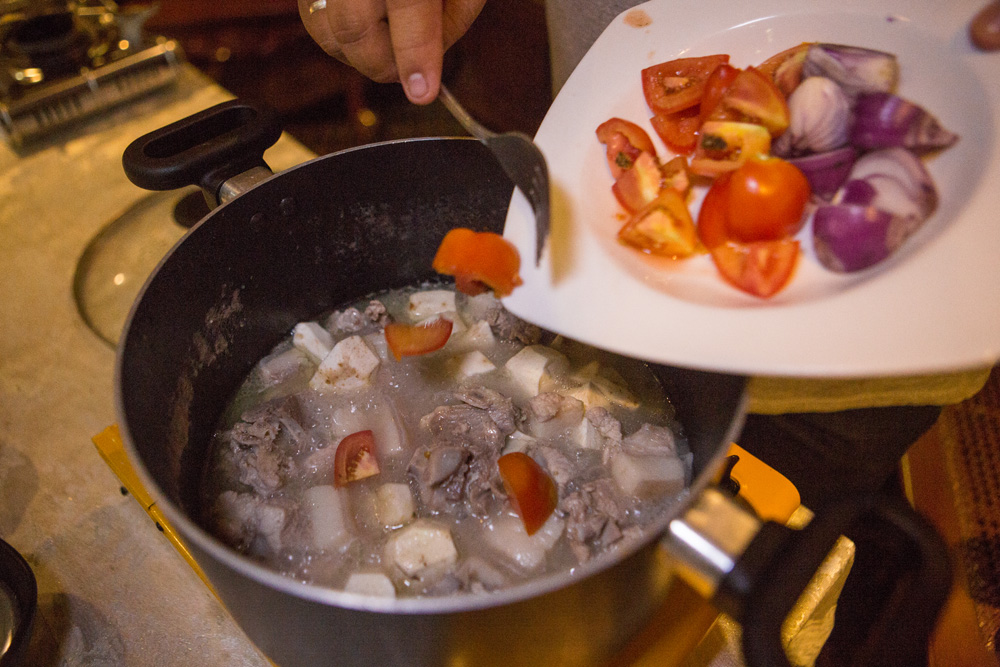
(329, 0), (399, 83)
(297, 0), (347, 64)
(385, 0), (445, 104)
(441, 0), (487, 50)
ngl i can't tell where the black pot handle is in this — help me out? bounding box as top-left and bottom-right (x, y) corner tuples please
(715, 492), (950, 667)
(122, 100), (282, 203)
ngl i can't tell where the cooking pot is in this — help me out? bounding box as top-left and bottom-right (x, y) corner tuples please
(117, 101), (950, 667)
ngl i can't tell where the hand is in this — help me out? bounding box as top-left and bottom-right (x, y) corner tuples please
(299, 0), (487, 104)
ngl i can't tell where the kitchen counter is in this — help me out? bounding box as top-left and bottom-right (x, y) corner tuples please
(0, 64), (313, 665)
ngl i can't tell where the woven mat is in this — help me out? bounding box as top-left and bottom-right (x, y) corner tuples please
(937, 365), (1000, 654)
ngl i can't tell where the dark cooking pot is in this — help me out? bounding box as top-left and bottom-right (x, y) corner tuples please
(117, 101), (949, 667)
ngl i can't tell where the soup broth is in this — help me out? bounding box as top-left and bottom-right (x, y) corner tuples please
(202, 284), (690, 598)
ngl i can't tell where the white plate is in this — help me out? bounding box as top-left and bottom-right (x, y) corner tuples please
(501, 0), (1000, 378)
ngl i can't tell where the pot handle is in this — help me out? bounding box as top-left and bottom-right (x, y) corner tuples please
(716, 491), (951, 667)
(122, 100), (282, 207)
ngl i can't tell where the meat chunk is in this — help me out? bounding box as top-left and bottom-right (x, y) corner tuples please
(211, 490), (290, 555)
(227, 396), (304, 494)
(622, 423), (678, 456)
(326, 307), (367, 333)
(364, 300), (391, 327)
(409, 401), (508, 516)
(485, 303), (542, 345)
(455, 386), (520, 435)
(563, 478), (629, 563)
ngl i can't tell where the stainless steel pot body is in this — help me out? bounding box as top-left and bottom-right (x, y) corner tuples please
(116, 135), (747, 667)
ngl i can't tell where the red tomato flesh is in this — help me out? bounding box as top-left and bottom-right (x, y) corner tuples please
(641, 54), (730, 115)
(612, 151), (662, 213)
(650, 107), (701, 155)
(497, 452), (558, 535)
(699, 63), (741, 123)
(432, 228), (523, 297)
(384, 319), (453, 361)
(708, 68), (790, 136)
(597, 117), (657, 179)
(725, 156), (811, 242)
(334, 430), (380, 487)
(618, 188), (698, 258)
(690, 121), (771, 176)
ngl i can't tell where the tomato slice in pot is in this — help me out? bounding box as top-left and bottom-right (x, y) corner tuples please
(650, 107), (701, 155)
(690, 121), (771, 176)
(384, 318), (453, 361)
(432, 228), (523, 297)
(725, 156), (811, 242)
(641, 54), (730, 115)
(596, 117), (657, 179)
(710, 239), (800, 298)
(611, 151), (662, 213)
(334, 430), (380, 487)
(497, 452), (558, 535)
(618, 188), (698, 258)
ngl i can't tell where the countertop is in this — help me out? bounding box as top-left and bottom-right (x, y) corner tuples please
(0, 64), (312, 666)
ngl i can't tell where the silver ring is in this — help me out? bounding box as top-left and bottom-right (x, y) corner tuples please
(308, 0), (326, 13)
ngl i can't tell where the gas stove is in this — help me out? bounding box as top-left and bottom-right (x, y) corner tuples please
(0, 0), (182, 146)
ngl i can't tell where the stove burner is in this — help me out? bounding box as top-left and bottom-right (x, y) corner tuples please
(0, 1), (183, 146)
(5, 11), (92, 77)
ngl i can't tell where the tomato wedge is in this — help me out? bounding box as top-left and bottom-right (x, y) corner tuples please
(334, 430), (380, 487)
(710, 240), (800, 299)
(611, 151), (662, 213)
(650, 107), (701, 155)
(497, 452), (558, 535)
(641, 54), (730, 115)
(707, 67), (790, 136)
(384, 318), (453, 361)
(618, 188), (698, 258)
(756, 43), (810, 97)
(596, 117), (657, 179)
(699, 63), (741, 123)
(432, 228), (523, 297)
(689, 121), (771, 176)
(697, 172), (799, 298)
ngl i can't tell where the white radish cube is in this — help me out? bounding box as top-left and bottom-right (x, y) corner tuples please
(571, 417), (606, 450)
(375, 483), (415, 527)
(345, 572), (396, 598)
(304, 485), (353, 551)
(363, 331), (392, 363)
(385, 520), (458, 577)
(484, 513), (564, 570)
(451, 320), (495, 352)
(407, 290), (456, 320)
(505, 346), (568, 396)
(502, 430), (537, 455)
(610, 453), (686, 499)
(292, 321), (334, 364)
(454, 350), (496, 378)
(310, 335), (380, 392)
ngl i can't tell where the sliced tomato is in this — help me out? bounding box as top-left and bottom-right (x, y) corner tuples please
(707, 68), (790, 136)
(597, 117), (657, 179)
(612, 151), (662, 213)
(334, 430), (380, 487)
(756, 43), (810, 97)
(661, 155), (692, 197)
(699, 63), (741, 123)
(641, 54), (730, 115)
(498, 452), (558, 535)
(384, 318), (453, 361)
(697, 171), (800, 298)
(725, 155), (811, 242)
(618, 188), (698, 258)
(432, 228), (523, 297)
(689, 121), (771, 176)
(710, 240), (800, 298)
(650, 106), (701, 155)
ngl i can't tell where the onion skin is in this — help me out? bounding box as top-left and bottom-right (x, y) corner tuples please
(971, 0), (1000, 51)
(802, 44), (899, 98)
(788, 146), (858, 201)
(851, 93), (959, 153)
(845, 147), (938, 220)
(813, 204), (918, 272)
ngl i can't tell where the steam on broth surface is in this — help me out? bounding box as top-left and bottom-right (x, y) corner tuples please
(202, 284), (691, 598)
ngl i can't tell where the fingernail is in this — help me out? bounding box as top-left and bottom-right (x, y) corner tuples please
(406, 72), (429, 100)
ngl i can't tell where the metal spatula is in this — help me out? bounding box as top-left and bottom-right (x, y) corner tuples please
(439, 84), (550, 265)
